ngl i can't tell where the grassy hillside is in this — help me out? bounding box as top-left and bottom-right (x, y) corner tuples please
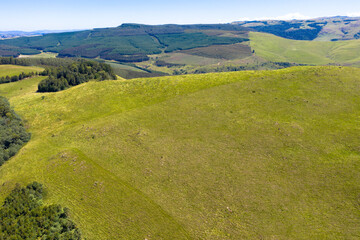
(0, 66), (359, 239)
(0, 75), (46, 99)
(0, 65), (43, 78)
(250, 32), (360, 65)
(0, 65), (45, 99)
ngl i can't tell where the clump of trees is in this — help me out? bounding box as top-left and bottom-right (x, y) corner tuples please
(0, 71), (38, 84)
(0, 57), (117, 92)
(0, 182), (82, 239)
(0, 96), (31, 166)
(38, 60), (117, 92)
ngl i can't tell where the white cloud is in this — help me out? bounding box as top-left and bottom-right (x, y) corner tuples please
(236, 17), (251, 21)
(236, 13), (311, 22)
(272, 13), (311, 20)
(347, 12), (360, 17)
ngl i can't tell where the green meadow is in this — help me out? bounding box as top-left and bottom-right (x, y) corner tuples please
(0, 65), (45, 98)
(18, 52), (59, 59)
(250, 32), (360, 65)
(0, 66), (359, 239)
(0, 65), (43, 78)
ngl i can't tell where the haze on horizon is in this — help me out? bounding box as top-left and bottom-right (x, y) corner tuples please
(0, 0), (359, 31)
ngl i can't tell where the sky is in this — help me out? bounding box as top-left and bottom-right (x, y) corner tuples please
(0, 0), (360, 31)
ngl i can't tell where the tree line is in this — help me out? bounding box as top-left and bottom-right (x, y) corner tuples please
(0, 182), (82, 239)
(0, 96), (31, 166)
(38, 60), (117, 92)
(0, 71), (39, 84)
(0, 57), (76, 68)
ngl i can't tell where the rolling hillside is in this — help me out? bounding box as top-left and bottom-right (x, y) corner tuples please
(234, 16), (360, 41)
(250, 32), (360, 65)
(0, 66), (359, 239)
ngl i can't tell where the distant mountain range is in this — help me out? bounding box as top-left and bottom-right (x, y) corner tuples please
(233, 16), (360, 41)
(0, 30), (85, 39)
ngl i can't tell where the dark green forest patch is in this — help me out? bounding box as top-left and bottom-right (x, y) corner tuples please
(0, 44), (40, 57)
(0, 182), (81, 239)
(0, 96), (30, 165)
(38, 60), (117, 92)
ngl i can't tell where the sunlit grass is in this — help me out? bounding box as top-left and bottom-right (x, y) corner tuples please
(0, 66), (359, 239)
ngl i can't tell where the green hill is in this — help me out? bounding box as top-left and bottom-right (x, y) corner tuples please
(250, 32), (360, 66)
(0, 66), (359, 239)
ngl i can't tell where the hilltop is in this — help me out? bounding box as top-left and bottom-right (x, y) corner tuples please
(0, 66), (359, 239)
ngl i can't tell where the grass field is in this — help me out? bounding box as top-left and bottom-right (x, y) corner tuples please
(0, 66), (360, 239)
(0, 65), (43, 78)
(0, 75), (46, 99)
(18, 52), (58, 58)
(250, 32), (360, 65)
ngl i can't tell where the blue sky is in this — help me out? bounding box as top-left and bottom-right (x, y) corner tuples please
(1, 0), (360, 31)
